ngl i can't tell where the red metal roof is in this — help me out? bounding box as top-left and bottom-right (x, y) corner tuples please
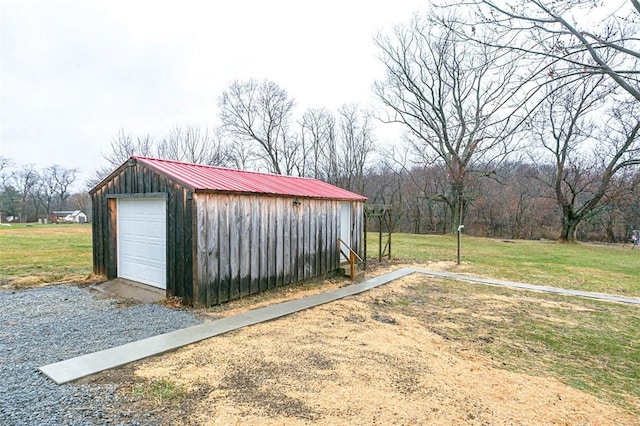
(133, 156), (367, 201)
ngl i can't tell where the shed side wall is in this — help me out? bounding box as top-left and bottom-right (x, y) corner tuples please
(195, 194), (360, 306)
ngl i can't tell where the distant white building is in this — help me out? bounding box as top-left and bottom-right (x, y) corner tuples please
(50, 210), (88, 223)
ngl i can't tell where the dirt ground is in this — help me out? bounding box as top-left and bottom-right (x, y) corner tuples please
(90, 262), (639, 425)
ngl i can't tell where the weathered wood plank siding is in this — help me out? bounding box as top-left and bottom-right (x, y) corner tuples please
(194, 194), (360, 306)
(90, 160), (195, 304)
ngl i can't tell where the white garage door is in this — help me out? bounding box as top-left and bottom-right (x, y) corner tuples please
(117, 198), (166, 289)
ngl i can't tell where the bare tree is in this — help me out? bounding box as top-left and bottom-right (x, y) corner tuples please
(224, 138), (257, 171)
(103, 128), (155, 168)
(218, 79), (297, 174)
(298, 108), (337, 181)
(434, 0), (640, 240)
(52, 165), (77, 210)
(36, 166), (57, 216)
(374, 14), (524, 233)
(157, 125), (232, 166)
(12, 165), (39, 222)
(93, 125), (233, 189)
(85, 166), (113, 190)
(528, 60), (640, 241)
(336, 104), (376, 194)
(33, 165), (77, 215)
(0, 159), (19, 220)
(465, 0), (640, 101)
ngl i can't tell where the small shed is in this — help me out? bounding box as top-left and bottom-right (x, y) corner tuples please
(50, 210), (88, 223)
(90, 156), (367, 306)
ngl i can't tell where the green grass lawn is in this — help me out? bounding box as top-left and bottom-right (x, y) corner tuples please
(0, 223), (93, 287)
(371, 232), (640, 297)
(380, 277), (640, 416)
(1, 225), (638, 295)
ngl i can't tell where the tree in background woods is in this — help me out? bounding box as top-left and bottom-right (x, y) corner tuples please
(156, 125), (230, 166)
(455, 0), (640, 241)
(218, 79), (297, 175)
(13, 165), (38, 223)
(468, 0), (640, 101)
(529, 72), (640, 241)
(367, 146), (455, 234)
(86, 125), (233, 188)
(217, 79), (376, 188)
(373, 14), (526, 234)
(298, 107), (338, 182)
(297, 104), (375, 193)
(36, 165), (78, 216)
(0, 159), (79, 223)
(335, 104), (376, 194)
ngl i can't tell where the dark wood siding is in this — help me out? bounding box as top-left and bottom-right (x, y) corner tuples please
(194, 194), (360, 306)
(90, 160), (195, 304)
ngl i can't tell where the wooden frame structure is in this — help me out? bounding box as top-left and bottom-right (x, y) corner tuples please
(364, 204), (393, 267)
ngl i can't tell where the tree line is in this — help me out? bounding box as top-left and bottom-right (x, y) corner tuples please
(4, 1), (639, 242)
(0, 158), (88, 223)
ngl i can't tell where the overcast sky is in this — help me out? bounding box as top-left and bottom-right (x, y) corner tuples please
(0, 0), (425, 188)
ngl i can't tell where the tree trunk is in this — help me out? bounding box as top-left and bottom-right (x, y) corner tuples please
(559, 206), (580, 242)
(450, 188), (466, 235)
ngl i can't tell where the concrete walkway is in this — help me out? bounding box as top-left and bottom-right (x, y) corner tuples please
(39, 268), (640, 385)
(414, 269), (640, 306)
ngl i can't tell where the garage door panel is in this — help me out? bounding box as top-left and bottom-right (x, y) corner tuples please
(117, 198), (166, 289)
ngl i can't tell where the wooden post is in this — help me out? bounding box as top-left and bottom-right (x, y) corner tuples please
(387, 212), (391, 260)
(457, 196), (463, 265)
(363, 212), (368, 268)
(386, 209), (391, 260)
(457, 228), (461, 265)
(350, 251), (355, 280)
(378, 216), (383, 262)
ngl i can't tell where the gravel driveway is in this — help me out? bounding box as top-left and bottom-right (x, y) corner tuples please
(0, 284), (200, 426)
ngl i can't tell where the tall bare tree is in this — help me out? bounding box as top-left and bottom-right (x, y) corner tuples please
(33, 165), (77, 215)
(0, 159), (17, 220)
(157, 125), (231, 166)
(102, 128), (155, 168)
(374, 14), (525, 232)
(12, 165), (38, 222)
(36, 166), (57, 216)
(218, 79), (297, 174)
(91, 126), (232, 189)
(51, 165), (77, 210)
(336, 104), (376, 194)
(466, 0), (640, 101)
(439, 0), (640, 240)
(532, 75), (640, 241)
(298, 108), (337, 181)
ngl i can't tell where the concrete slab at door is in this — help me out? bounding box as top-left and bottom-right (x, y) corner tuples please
(117, 198), (166, 289)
